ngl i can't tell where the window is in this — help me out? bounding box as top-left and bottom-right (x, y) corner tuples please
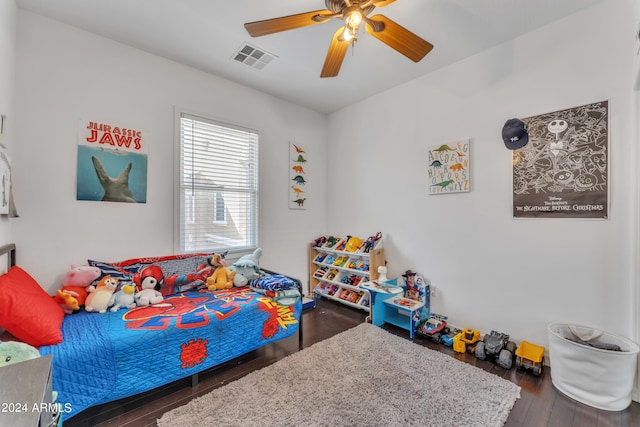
(178, 112), (259, 253)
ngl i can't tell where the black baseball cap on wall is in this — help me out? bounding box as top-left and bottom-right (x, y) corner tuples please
(502, 118), (529, 150)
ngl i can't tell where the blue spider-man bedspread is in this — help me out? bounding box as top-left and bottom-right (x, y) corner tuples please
(39, 287), (300, 421)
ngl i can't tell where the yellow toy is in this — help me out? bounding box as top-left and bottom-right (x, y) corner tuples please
(206, 253), (235, 291)
(453, 328), (481, 354)
(515, 341), (545, 376)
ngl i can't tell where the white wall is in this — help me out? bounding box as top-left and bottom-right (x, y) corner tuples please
(328, 0), (638, 367)
(0, 0), (17, 257)
(12, 10), (327, 292)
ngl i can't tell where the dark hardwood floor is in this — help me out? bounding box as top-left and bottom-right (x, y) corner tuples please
(65, 298), (640, 427)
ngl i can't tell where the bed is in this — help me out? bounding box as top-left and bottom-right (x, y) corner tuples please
(0, 244), (303, 422)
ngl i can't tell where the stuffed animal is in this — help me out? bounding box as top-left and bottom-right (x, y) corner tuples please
(229, 248), (262, 287)
(85, 275), (119, 313)
(0, 340), (40, 367)
(56, 289), (80, 312)
(54, 264), (102, 313)
(206, 252), (235, 291)
(109, 282), (137, 312)
(134, 265), (164, 306)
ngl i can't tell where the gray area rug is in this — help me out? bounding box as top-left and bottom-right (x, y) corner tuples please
(157, 323), (520, 427)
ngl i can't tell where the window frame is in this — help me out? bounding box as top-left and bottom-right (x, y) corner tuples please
(174, 108), (259, 255)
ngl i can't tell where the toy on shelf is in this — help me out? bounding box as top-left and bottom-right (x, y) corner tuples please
(359, 232), (382, 253)
(515, 341), (545, 376)
(333, 256), (348, 267)
(416, 313), (449, 344)
(344, 236), (362, 252)
(312, 235), (327, 248)
(453, 328), (481, 354)
(475, 330), (517, 370)
(324, 236), (342, 249)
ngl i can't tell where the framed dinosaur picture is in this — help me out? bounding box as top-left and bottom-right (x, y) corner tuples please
(427, 139), (471, 195)
(77, 119), (148, 203)
(289, 141), (307, 209)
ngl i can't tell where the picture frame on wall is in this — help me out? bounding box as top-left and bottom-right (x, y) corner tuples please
(427, 139), (471, 195)
(512, 100), (608, 219)
(289, 142), (307, 209)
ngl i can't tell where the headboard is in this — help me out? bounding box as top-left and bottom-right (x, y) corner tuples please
(0, 243), (16, 270)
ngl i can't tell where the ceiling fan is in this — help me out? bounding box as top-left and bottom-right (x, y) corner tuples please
(244, 0), (434, 78)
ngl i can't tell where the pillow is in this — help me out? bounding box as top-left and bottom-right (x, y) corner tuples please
(89, 253), (213, 295)
(0, 266), (64, 346)
(250, 274), (300, 292)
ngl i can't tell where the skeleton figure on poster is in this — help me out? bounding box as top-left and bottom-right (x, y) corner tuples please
(512, 101), (607, 218)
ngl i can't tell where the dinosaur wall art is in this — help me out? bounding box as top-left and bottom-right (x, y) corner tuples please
(427, 139), (471, 195)
(288, 142), (309, 210)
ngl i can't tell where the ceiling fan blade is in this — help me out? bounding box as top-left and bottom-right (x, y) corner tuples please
(365, 14), (433, 62)
(320, 28), (350, 78)
(372, 0), (397, 6)
(245, 10), (334, 37)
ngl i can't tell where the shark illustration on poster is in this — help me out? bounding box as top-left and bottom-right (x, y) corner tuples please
(77, 119), (148, 203)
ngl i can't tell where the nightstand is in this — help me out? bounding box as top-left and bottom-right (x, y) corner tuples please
(0, 355), (56, 427)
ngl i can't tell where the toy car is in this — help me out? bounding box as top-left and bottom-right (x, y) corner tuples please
(441, 328), (461, 346)
(475, 330), (517, 369)
(515, 341), (545, 376)
(453, 328), (481, 353)
(416, 314), (449, 344)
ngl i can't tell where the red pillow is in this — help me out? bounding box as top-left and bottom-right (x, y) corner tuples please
(0, 266), (64, 346)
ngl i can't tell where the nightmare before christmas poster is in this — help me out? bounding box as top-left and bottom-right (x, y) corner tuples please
(513, 101), (608, 219)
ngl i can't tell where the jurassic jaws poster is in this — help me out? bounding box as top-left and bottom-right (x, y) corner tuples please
(513, 101), (608, 219)
(77, 119), (148, 203)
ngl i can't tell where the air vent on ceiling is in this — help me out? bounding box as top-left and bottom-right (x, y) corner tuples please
(232, 43), (277, 70)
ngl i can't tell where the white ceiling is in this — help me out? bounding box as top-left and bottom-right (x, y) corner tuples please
(15, 0), (605, 114)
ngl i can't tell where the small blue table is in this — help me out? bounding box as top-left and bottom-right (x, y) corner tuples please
(361, 281), (425, 339)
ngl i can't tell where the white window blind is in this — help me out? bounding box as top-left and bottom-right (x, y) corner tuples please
(179, 113), (259, 253)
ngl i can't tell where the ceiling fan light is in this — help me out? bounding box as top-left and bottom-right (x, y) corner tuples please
(345, 10), (363, 28)
(341, 26), (356, 42)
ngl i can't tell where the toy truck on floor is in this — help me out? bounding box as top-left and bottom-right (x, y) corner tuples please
(475, 330), (517, 369)
(416, 314), (449, 344)
(453, 328), (481, 353)
(515, 341), (545, 376)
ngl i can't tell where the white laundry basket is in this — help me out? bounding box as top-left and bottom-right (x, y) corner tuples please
(547, 323), (639, 411)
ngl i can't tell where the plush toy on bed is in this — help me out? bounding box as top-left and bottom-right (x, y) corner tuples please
(85, 275), (119, 313)
(54, 264), (102, 314)
(109, 282), (137, 312)
(133, 265), (164, 306)
(0, 340), (40, 367)
(229, 248), (262, 287)
(206, 252), (235, 291)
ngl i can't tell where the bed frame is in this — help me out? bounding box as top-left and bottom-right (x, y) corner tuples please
(0, 243), (16, 271)
(0, 242), (304, 390)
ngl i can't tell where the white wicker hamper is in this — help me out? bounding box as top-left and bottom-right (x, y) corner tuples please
(547, 323), (639, 411)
